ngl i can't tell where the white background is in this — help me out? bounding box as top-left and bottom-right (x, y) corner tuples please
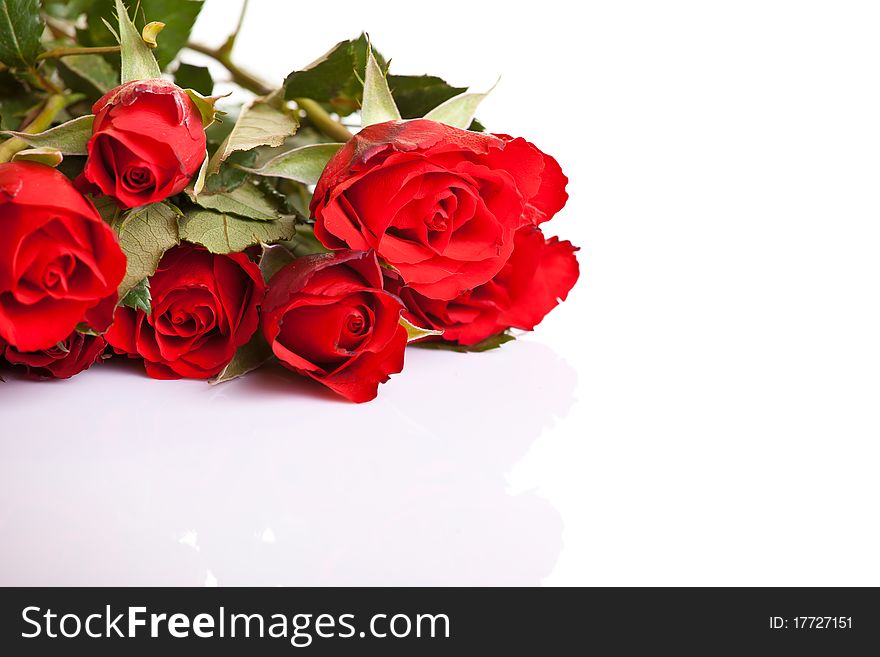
(2, 0), (879, 586)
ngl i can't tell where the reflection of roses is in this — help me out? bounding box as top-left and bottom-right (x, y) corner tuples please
(389, 226), (579, 346)
(0, 162), (126, 352)
(105, 245), (265, 380)
(4, 331), (106, 380)
(83, 80), (206, 209)
(262, 250), (407, 403)
(312, 119), (568, 299)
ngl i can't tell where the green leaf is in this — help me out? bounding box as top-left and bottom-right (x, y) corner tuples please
(77, 1), (116, 53)
(183, 88), (223, 129)
(283, 33), (384, 117)
(400, 316), (443, 343)
(204, 149), (256, 194)
(115, 202), (180, 296)
(412, 332), (516, 353)
(281, 181), (312, 219)
(468, 118), (486, 133)
(284, 223), (329, 258)
(79, 0), (203, 70)
(210, 330), (272, 385)
(0, 0), (44, 68)
(145, 0), (203, 69)
(57, 52), (119, 95)
(208, 91), (298, 175)
(386, 74), (486, 132)
(255, 177), (299, 219)
(173, 62), (212, 95)
(388, 75), (466, 119)
(424, 84), (495, 130)
(116, 0), (161, 83)
(0, 70), (39, 129)
(120, 277), (151, 314)
(190, 182), (279, 222)
(1, 115), (94, 154)
(179, 209), (296, 254)
(361, 39), (400, 127)
(11, 147), (63, 166)
(89, 193), (120, 223)
(282, 39), (486, 129)
(242, 143), (342, 185)
(259, 242), (296, 282)
(0, 97), (37, 129)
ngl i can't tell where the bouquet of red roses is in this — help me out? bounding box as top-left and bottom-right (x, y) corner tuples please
(0, 0), (579, 402)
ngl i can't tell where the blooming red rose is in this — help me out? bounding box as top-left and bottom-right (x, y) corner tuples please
(262, 250), (407, 403)
(105, 244), (265, 379)
(391, 225), (579, 346)
(0, 162), (126, 352)
(82, 79), (206, 209)
(312, 119), (568, 300)
(4, 331), (106, 380)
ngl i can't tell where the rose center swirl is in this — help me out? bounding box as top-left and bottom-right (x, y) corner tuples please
(41, 254), (76, 291)
(121, 165), (154, 192)
(425, 210), (448, 232)
(335, 303), (374, 353)
(345, 308), (369, 336)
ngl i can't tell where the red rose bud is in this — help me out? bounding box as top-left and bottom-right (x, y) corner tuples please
(0, 162), (126, 352)
(105, 245), (265, 379)
(392, 226), (579, 346)
(262, 250), (408, 403)
(83, 80), (207, 209)
(4, 331), (106, 380)
(311, 119), (568, 300)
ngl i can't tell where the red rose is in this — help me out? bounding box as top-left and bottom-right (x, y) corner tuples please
(4, 331), (106, 380)
(312, 119), (568, 299)
(105, 244), (265, 379)
(262, 250), (407, 403)
(0, 162), (126, 352)
(392, 226), (579, 346)
(83, 80), (206, 209)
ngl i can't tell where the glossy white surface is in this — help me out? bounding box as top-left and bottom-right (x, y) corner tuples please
(3, 0), (880, 586)
(0, 343), (572, 586)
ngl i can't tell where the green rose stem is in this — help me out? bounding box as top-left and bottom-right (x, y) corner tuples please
(0, 94), (68, 163)
(217, 0), (249, 59)
(37, 46), (122, 61)
(27, 65), (63, 95)
(186, 41), (353, 143)
(186, 41), (271, 94)
(293, 97), (354, 143)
